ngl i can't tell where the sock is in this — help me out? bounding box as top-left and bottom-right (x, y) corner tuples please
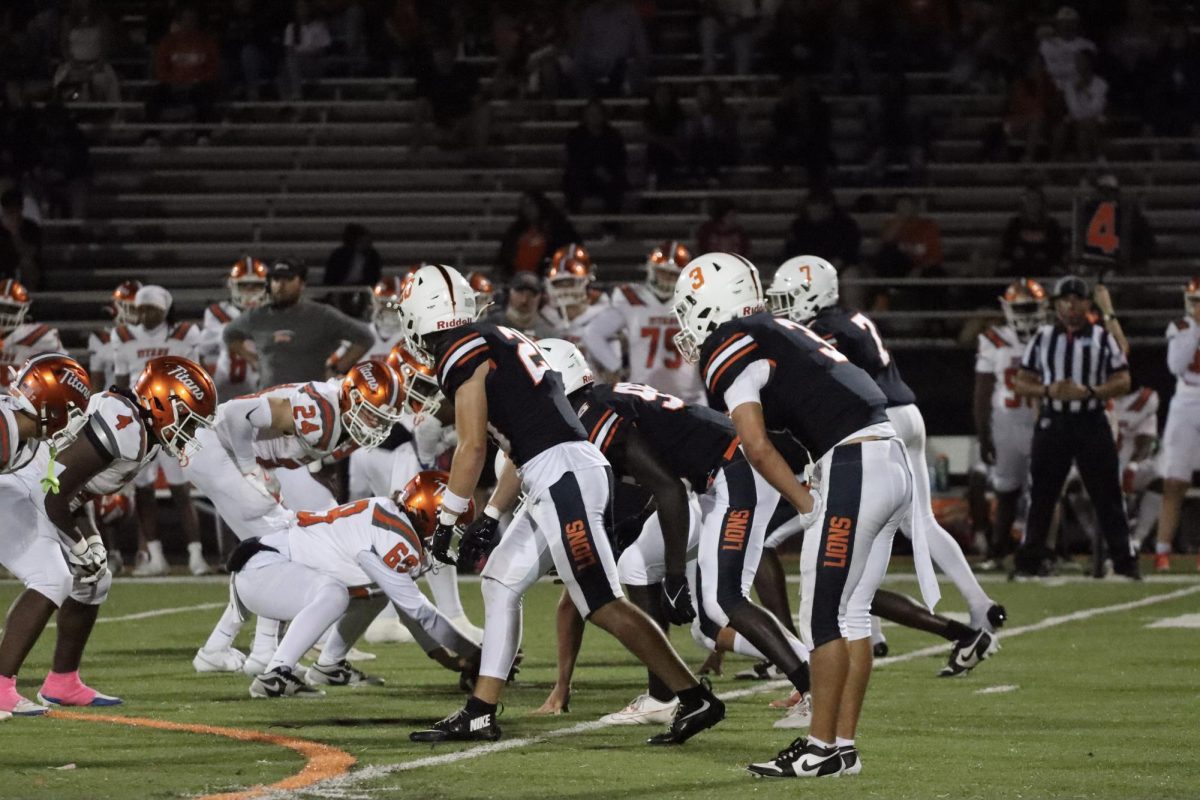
(424, 563), (466, 620)
(1156, 541), (1171, 555)
(870, 616), (885, 645)
(187, 542), (203, 556)
(203, 602), (244, 652)
(465, 695), (496, 716)
(921, 515), (992, 617)
(675, 684), (705, 706)
(0, 674), (17, 701)
(786, 664), (810, 694)
(250, 617), (282, 661)
(147, 540), (164, 562)
(41, 670), (96, 704)
(873, 589), (973, 644)
(836, 737), (855, 749)
(808, 735), (833, 750)
(730, 632), (766, 660)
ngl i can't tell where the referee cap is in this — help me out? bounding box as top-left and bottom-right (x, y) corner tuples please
(1053, 275), (1090, 299)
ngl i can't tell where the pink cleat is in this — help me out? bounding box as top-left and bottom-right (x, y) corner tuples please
(37, 671), (122, 708)
(0, 675), (49, 716)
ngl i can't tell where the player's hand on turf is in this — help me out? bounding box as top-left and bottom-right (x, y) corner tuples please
(458, 511), (501, 567)
(68, 535), (108, 582)
(430, 521), (460, 566)
(661, 573), (696, 625)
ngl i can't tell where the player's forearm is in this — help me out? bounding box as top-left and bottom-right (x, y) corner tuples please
(579, 313), (623, 373)
(973, 390), (992, 442)
(652, 480), (691, 575)
(743, 438), (812, 514)
(357, 553), (478, 656)
(447, 436), (487, 506)
(44, 495), (85, 546)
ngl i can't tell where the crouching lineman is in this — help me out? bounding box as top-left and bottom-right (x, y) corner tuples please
(234, 471), (482, 698)
(400, 264), (723, 745)
(185, 359), (405, 674)
(0, 355), (215, 717)
(672, 253), (939, 777)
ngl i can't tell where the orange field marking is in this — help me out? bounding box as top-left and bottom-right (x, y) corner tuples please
(50, 710), (356, 799)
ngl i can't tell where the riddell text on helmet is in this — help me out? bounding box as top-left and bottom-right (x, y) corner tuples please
(436, 319), (468, 330)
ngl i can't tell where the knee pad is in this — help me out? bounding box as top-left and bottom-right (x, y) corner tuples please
(70, 570), (112, 606)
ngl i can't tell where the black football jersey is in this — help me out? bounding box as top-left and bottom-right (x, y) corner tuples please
(434, 321), (587, 466)
(572, 382), (736, 486)
(807, 307), (916, 407)
(699, 312), (888, 459)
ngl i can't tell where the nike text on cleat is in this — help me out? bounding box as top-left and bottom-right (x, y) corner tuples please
(773, 692), (812, 729)
(748, 737), (844, 778)
(839, 745), (862, 776)
(734, 660), (783, 681)
(249, 666), (325, 699)
(193, 646), (247, 673)
(305, 660), (385, 687)
(600, 694), (679, 726)
(938, 630), (999, 677)
(409, 707), (501, 742)
(646, 687), (725, 745)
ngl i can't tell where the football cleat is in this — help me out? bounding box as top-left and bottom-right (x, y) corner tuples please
(37, 688), (122, 708)
(242, 650), (272, 678)
(748, 737), (843, 778)
(839, 745), (862, 776)
(937, 630), (999, 677)
(249, 666), (325, 699)
(773, 692), (812, 729)
(131, 550), (168, 577)
(305, 660), (385, 687)
(193, 646), (247, 673)
(735, 660), (783, 681)
(188, 548), (210, 576)
(3, 696), (49, 717)
(600, 694), (678, 726)
(646, 683), (725, 745)
(410, 707), (501, 742)
(1154, 553), (1170, 572)
(0, 710), (10, 722)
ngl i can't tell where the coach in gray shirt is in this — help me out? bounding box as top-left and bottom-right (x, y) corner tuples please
(224, 259), (374, 387)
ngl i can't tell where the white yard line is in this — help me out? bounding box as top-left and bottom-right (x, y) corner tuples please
(47, 602), (226, 628)
(278, 583), (1200, 799)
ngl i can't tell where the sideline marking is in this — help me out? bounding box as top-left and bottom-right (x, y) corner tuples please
(975, 684), (1019, 694)
(283, 583), (1200, 797)
(1146, 612), (1200, 629)
(49, 711), (355, 800)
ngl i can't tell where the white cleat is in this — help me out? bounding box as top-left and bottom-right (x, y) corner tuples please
(938, 630), (1000, 677)
(5, 696), (49, 717)
(363, 615), (414, 644)
(305, 660), (385, 687)
(193, 646), (247, 673)
(242, 651), (272, 678)
(131, 552), (168, 577)
(249, 666), (325, 699)
(0, 710), (10, 722)
(773, 692), (813, 729)
(188, 553), (211, 576)
(343, 646), (376, 662)
(599, 694), (679, 726)
(449, 614), (485, 645)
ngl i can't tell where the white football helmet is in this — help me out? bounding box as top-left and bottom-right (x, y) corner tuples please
(536, 338), (594, 396)
(767, 255), (839, 323)
(398, 264), (478, 366)
(671, 252), (766, 364)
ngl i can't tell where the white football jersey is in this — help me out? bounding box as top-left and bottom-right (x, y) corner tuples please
(280, 496), (423, 586)
(200, 302), (259, 399)
(111, 322), (203, 380)
(216, 380), (352, 470)
(0, 394), (36, 474)
(1111, 387), (1159, 466)
(86, 328), (115, 389)
(580, 283), (704, 404)
(0, 323), (63, 389)
(540, 297), (611, 344)
(1166, 316), (1200, 400)
(78, 390), (157, 496)
(975, 324), (1037, 421)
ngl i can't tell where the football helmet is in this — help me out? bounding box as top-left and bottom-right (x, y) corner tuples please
(371, 276), (406, 337)
(0, 278), (31, 333)
(646, 241), (692, 302)
(396, 469), (476, 573)
(1185, 277), (1200, 316)
(92, 492), (131, 525)
(1000, 278), (1048, 342)
(228, 257), (269, 310)
(672, 252), (766, 363)
(112, 280), (143, 326)
(386, 343), (442, 417)
(11, 353), (92, 450)
(398, 264), (478, 367)
(767, 255), (839, 323)
(340, 359), (405, 448)
(467, 271), (495, 316)
(544, 244), (593, 317)
(535, 338), (593, 396)
(134, 356), (217, 460)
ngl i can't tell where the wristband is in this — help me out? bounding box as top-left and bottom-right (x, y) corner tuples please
(69, 537), (89, 557)
(438, 508), (460, 526)
(440, 489), (470, 516)
(483, 504), (503, 520)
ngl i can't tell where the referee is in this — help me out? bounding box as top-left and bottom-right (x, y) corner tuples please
(1012, 275), (1139, 579)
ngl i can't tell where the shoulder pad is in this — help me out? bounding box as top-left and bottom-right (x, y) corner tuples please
(208, 304), (232, 324)
(982, 327), (1007, 349)
(85, 392), (147, 462)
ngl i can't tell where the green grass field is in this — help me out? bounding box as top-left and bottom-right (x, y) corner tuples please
(2, 568), (1198, 800)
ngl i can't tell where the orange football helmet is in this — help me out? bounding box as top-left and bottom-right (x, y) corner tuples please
(92, 492), (132, 525)
(112, 280), (143, 326)
(134, 356), (217, 460)
(386, 342), (442, 417)
(340, 359), (405, 448)
(228, 257), (269, 310)
(466, 270), (495, 314)
(1185, 277), (1200, 316)
(0, 278), (31, 333)
(645, 241), (692, 301)
(371, 276), (406, 337)
(11, 353), (93, 449)
(544, 243), (593, 316)
(396, 469), (476, 542)
(1000, 278), (1048, 342)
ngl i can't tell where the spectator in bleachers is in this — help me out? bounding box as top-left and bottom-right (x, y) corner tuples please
(985, 54), (1056, 162)
(998, 187), (1065, 278)
(147, 6), (221, 143)
(0, 188), (41, 287)
(324, 223), (382, 317)
(1051, 50), (1106, 161)
(781, 189), (861, 268)
(412, 42), (491, 153)
(767, 75), (832, 186)
(864, 72), (928, 184)
(280, 0), (331, 100)
(876, 193), (942, 279)
(562, 98), (626, 225)
(684, 81), (738, 185)
(484, 271), (558, 338)
(1145, 25), (1200, 136)
(220, 0), (274, 101)
(570, 0), (648, 97)
(52, 0), (121, 103)
(643, 82), (685, 189)
(496, 190), (578, 279)
(699, 0), (780, 76)
(1038, 6), (1095, 92)
(696, 198), (750, 257)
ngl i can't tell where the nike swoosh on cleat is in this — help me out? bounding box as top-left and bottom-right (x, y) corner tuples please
(676, 699), (709, 723)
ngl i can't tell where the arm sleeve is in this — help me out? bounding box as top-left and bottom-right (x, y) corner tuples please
(578, 305), (625, 373)
(723, 358), (772, 414)
(355, 552), (478, 656)
(975, 335), (997, 374)
(217, 396), (273, 471)
(1166, 321), (1200, 377)
(322, 304), (375, 350)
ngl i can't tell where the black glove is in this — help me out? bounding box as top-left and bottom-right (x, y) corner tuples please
(660, 573), (696, 625)
(458, 511), (501, 568)
(430, 521), (460, 566)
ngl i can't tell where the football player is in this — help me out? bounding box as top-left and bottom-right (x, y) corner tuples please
(581, 242), (705, 403)
(185, 360), (405, 674)
(232, 471), (482, 698)
(673, 253), (939, 778)
(0, 279), (65, 388)
(1155, 278), (1200, 572)
(400, 264), (723, 745)
(466, 271), (495, 313)
(1111, 387), (1162, 551)
(87, 280), (141, 391)
(199, 258), (267, 400)
(0, 356), (215, 717)
(540, 244), (611, 344)
(529, 338), (811, 727)
(110, 285), (208, 576)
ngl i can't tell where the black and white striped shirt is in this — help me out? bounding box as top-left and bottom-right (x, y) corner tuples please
(1020, 322), (1128, 413)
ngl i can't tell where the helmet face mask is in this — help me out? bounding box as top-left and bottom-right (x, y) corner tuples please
(0, 279), (31, 333)
(1000, 279), (1048, 342)
(159, 396), (214, 459)
(671, 253), (766, 364)
(342, 387), (403, 447)
(112, 280), (143, 326)
(371, 277), (406, 338)
(388, 344), (442, 418)
(1184, 278), (1200, 316)
(228, 258), (269, 310)
(341, 360), (405, 448)
(12, 354), (93, 451)
(545, 245), (593, 319)
(645, 241), (691, 302)
(766, 256), (839, 324)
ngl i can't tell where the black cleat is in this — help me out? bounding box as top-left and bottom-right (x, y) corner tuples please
(986, 603), (1008, 630)
(747, 737), (843, 778)
(410, 707), (501, 743)
(646, 683), (725, 745)
(937, 630), (998, 677)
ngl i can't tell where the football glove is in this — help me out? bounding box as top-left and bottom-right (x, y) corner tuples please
(67, 535), (108, 583)
(661, 573), (696, 625)
(457, 509), (502, 568)
(430, 520), (462, 566)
